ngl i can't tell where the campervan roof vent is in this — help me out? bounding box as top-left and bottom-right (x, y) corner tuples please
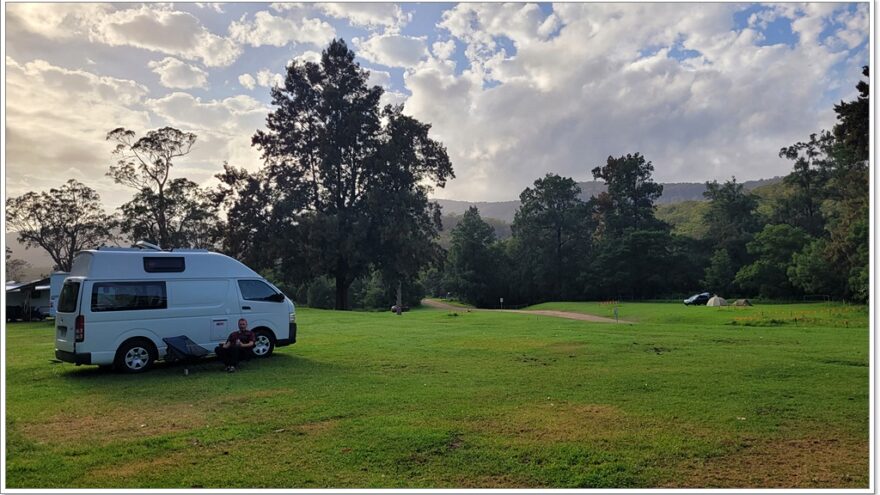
(134, 241), (164, 251)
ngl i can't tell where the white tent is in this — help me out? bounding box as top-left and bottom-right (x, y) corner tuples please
(707, 295), (728, 306)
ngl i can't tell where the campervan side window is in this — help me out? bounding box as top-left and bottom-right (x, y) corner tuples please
(58, 282), (81, 313)
(144, 257), (185, 273)
(238, 280), (280, 301)
(91, 282), (167, 312)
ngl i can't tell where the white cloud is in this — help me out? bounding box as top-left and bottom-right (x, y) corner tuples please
(87, 5), (241, 67)
(829, 4), (869, 50)
(146, 92), (266, 133)
(432, 40), (456, 60)
(237, 69), (285, 90)
(4, 56), (270, 209)
(5, 57), (151, 209)
(291, 50), (322, 65)
(403, 3), (867, 201)
(380, 90), (408, 109)
(269, 3), (310, 14)
(317, 3), (410, 30)
(145, 92), (270, 180)
(367, 69), (391, 88)
(5, 4), (110, 39)
(354, 33), (428, 67)
(195, 3), (225, 14)
(440, 3), (558, 51)
(148, 57), (209, 89)
(239, 73), (256, 90)
(228, 11), (335, 48)
(256, 69), (284, 88)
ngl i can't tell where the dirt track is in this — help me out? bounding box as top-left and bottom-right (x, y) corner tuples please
(421, 299), (630, 324)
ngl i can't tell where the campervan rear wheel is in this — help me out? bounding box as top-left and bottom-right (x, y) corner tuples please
(114, 338), (156, 373)
(252, 329), (275, 358)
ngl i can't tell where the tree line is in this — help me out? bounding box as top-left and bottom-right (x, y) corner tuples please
(432, 67), (869, 306)
(5, 39), (868, 308)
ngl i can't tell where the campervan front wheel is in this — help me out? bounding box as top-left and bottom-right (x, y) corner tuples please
(114, 338), (157, 373)
(252, 329), (275, 358)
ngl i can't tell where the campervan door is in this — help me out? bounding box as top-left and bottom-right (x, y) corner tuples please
(54, 278), (83, 359)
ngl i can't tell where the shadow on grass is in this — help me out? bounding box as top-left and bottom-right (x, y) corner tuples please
(57, 353), (341, 382)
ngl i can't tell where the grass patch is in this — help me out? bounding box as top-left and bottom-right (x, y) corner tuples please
(5, 303), (868, 488)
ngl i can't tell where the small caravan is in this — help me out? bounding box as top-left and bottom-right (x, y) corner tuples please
(54, 243), (297, 373)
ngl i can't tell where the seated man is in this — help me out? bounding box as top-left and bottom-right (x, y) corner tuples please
(215, 318), (256, 372)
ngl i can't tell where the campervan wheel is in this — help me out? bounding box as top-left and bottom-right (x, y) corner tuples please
(114, 338), (156, 373)
(252, 329), (275, 358)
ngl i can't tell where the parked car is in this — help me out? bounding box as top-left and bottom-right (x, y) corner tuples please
(54, 243), (297, 373)
(684, 292), (711, 305)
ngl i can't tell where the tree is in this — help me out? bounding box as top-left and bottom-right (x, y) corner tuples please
(251, 39), (453, 309)
(445, 207), (502, 306)
(775, 66), (869, 301)
(703, 177), (760, 273)
(107, 126), (197, 248)
(823, 66), (869, 302)
(702, 248), (736, 296)
(212, 163), (274, 272)
(6, 179), (114, 271)
(511, 174), (591, 301)
(776, 133), (831, 236)
(365, 105), (452, 304)
(591, 153), (664, 233)
(117, 178), (220, 248)
(734, 224), (810, 298)
(587, 153), (672, 299)
(787, 239), (846, 297)
(5, 247), (31, 281)
(590, 228), (674, 299)
(832, 66), (869, 163)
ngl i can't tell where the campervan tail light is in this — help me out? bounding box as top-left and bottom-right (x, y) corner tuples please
(74, 315), (85, 342)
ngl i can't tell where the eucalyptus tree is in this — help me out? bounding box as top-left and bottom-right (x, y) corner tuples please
(6, 179), (113, 271)
(106, 126), (197, 248)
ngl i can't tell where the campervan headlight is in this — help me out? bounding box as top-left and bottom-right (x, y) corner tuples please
(289, 311), (296, 323)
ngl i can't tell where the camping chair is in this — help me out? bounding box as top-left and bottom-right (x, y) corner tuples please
(162, 335), (211, 375)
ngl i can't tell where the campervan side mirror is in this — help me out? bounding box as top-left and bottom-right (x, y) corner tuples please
(269, 293), (286, 303)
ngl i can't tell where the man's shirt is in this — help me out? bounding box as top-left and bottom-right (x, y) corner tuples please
(226, 329), (255, 345)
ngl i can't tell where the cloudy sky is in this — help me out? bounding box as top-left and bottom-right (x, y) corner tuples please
(4, 2), (870, 207)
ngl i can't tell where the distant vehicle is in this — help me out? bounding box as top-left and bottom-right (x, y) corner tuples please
(48, 272), (69, 317)
(684, 292), (711, 305)
(54, 242), (297, 373)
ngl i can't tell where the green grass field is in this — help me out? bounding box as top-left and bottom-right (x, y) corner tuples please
(5, 302), (869, 488)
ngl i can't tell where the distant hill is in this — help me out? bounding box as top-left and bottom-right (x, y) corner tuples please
(5, 233), (55, 281)
(655, 201), (710, 239)
(437, 213), (511, 250)
(435, 177), (782, 223)
(432, 200), (522, 224)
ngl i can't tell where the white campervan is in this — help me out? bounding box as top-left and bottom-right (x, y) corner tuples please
(54, 245), (297, 373)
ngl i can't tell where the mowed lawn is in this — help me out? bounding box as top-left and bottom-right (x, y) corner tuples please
(5, 302), (869, 488)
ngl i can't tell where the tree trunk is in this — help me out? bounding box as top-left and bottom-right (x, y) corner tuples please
(157, 185), (169, 248)
(335, 273), (349, 310)
(556, 227), (563, 300)
(396, 280), (402, 307)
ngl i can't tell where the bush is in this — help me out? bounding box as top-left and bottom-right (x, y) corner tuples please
(306, 277), (336, 309)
